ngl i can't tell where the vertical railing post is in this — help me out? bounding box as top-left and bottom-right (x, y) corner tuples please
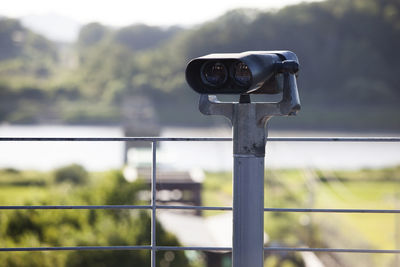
(395, 193), (400, 267)
(151, 141), (157, 267)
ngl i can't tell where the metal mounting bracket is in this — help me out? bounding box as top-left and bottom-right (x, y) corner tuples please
(198, 73), (301, 157)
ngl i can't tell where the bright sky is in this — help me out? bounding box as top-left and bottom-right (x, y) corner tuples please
(2, 0), (322, 26)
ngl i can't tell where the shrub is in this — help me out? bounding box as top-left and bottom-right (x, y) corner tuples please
(54, 164), (88, 185)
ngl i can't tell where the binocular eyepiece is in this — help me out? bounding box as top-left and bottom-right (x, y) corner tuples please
(185, 51), (299, 95)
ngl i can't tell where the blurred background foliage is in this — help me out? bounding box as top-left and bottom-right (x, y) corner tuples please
(0, 168), (190, 267)
(0, 0), (399, 130)
(0, 164), (398, 266)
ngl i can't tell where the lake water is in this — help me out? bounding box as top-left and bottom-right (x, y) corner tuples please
(0, 125), (399, 171)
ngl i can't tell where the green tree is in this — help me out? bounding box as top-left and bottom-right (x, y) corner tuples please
(54, 164), (89, 185)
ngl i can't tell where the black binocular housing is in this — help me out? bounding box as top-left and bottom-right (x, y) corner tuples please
(186, 50), (299, 95)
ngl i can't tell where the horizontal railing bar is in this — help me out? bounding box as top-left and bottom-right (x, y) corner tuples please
(265, 247), (400, 254)
(0, 137), (231, 142)
(159, 246), (400, 254)
(156, 246), (231, 251)
(0, 205), (152, 210)
(0, 205), (399, 214)
(0, 246), (151, 252)
(269, 137), (400, 142)
(159, 206), (400, 213)
(264, 208), (400, 214)
(0, 137), (399, 142)
(0, 205), (231, 211)
(156, 205), (232, 211)
(0, 246), (398, 254)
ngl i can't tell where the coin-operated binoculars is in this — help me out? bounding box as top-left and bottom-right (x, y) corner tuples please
(186, 51), (301, 267)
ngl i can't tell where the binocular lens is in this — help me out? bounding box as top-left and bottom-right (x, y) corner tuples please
(201, 62), (227, 86)
(233, 62), (251, 86)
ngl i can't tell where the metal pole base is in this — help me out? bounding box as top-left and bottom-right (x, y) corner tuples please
(233, 155), (265, 267)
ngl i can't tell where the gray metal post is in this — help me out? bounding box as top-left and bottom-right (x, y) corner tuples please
(233, 156), (265, 266)
(395, 194), (400, 267)
(232, 102), (268, 267)
(232, 103), (267, 267)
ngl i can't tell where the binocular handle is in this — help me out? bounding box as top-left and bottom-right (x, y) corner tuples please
(276, 60), (299, 75)
(279, 72), (301, 116)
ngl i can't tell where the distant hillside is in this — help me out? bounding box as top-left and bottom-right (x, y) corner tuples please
(0, 0), (399, 131)
(0, 17), (56, 61)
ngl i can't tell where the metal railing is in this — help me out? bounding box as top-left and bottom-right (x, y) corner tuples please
(0, 136), (399, 265)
